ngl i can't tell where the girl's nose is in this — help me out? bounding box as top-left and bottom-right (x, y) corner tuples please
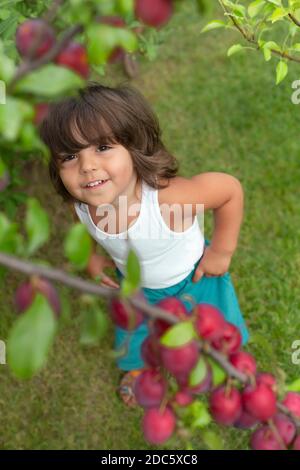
(79, 150), (99, 173)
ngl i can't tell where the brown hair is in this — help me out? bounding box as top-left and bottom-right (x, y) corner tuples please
(39, 81), (180, 204)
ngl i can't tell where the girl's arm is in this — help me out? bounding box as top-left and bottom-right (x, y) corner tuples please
(163, 172), (243, 279)
(199, 173), (244, 257)
(162, 172), (244, 257)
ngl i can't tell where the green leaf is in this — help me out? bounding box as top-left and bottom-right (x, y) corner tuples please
(188, 401), (211, 429)
(269, 7), (288, 22)
(0, 157), (6, 178)
(15, 64), (84, 97)
(227, 44), (244, 57)
(201, 430), (224, 450)
(263, 46), (272, 61)
(0, 212), (23, 254)
(121, 248), (141, 297)
(248, 0), (266, 18)
(0, 96), (34, 141)
(64, 223), (92, 270)
(189, 356), (208, 387)
(286, 378), (300, 392)
(0, 39), (15, 81)
(266, 0), (282, 6)
(289, 23), (299, 37)
(116, 28), (138, 53)
(196, 0), (214, 15)
(87, 24), (137, 65)
(7, 293), (57, 379)
(87, 24), (119, 65)
(207, 357), (227, 386)
(25, 197), (50, 255)
(80, 304), (108, 346)
(160, 321), (197, 348)
(126, 248), (140, 287)
(291, 43), (300, 51)
(264, 40), (281, 51)
(116, 0), (134, 15)
(201, 20), (226, 33)
(222, 0), (246, 17)
(276, 60), (288, 84)
(261, 40), (281, 61)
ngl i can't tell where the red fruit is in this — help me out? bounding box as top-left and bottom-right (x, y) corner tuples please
(142, 406), (176, 444)
(33, 103), (49, 126)
(251, 426), (284, 450)
(55, 42), (90, 79)
(293, 435), (300, 450)
(229, 351), (257, 376)
(256, 372), (277, 392)
(153, 297), (188, 337)
(141, 335), (161, 368)
(14, 276), (61, 317)
(134, 369), (167, 408)
(173, 390), (194, 407)
(194, 303), (226, 342)
(273, 413), (296, 446)
(159, 341), (199, 378)
(16, 19), (55, 59)
(0, 171), (9, 191)
(234, 410), (258, 429)
(242, 383), (277, 422)
(209, 385), (242, 426)
(282, 392), (300, 418)
(212, 322), (242, 354)
(135, 0), (173, 28)
(110, 292), (145, 330)
(108, 47), (125, 64)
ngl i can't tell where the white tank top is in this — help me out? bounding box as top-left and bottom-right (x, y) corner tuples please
(74, 179), (205, 288)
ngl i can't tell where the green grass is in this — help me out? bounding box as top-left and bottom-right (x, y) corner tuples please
(1, 0), (300, 449)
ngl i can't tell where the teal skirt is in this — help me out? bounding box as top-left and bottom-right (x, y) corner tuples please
(114, 239), (249, 371)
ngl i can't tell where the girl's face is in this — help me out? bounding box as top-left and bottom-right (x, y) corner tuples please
(58, 143), (138, 209)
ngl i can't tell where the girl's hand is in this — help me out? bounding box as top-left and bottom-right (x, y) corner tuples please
(86, 252), (120, 289)
(192, 246), (232, 283)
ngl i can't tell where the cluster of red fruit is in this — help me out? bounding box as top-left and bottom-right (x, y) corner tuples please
(110, 295), (300, 449)
(14, 0), (174, 125)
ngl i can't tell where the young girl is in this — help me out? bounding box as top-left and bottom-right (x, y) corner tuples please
(40, 82), (249, 407)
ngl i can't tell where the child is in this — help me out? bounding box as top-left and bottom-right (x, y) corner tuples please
(40, 82), (249, 407)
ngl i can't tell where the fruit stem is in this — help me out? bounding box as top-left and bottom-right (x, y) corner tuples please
(268, 418), (287, 450)
(159, 389), (170, 414)
(225, 378), (232, 398)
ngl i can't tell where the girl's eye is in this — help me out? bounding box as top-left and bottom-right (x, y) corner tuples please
(97, 145), (110, 152)
(61, 145), (110, 163)
(62, 154), (76, 163)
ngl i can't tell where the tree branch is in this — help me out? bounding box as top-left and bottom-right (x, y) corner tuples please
(219, 0), (300, 65)
(1, 250), (300, 430)
(288, 13), (300, 28)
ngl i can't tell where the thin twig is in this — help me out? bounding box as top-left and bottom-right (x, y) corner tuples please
(288, 13), (300, 28)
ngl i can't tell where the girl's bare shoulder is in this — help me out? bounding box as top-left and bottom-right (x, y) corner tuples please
(158, 172), (242, 212)
(157, 176), (192, 205)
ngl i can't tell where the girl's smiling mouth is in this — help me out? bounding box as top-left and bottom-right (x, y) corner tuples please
(83, 179), (110, 189)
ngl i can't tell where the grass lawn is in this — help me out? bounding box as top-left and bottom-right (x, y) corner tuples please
(1, 1), (300, 449)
